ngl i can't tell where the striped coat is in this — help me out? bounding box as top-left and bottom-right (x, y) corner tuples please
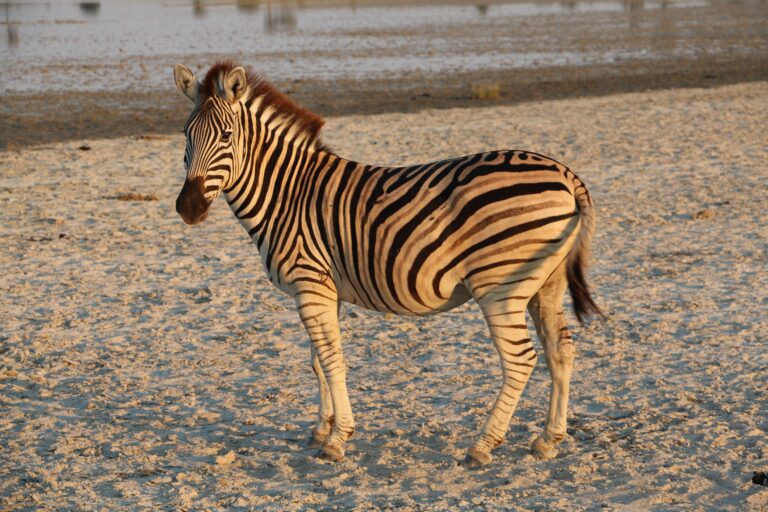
(174, 61), (599, 466)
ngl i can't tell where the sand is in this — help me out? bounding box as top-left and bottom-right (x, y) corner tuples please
(1, 82), (767, 511)
(3, 0), (767, 150)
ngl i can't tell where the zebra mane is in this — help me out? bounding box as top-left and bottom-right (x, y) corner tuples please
(199, 60), (329, 151)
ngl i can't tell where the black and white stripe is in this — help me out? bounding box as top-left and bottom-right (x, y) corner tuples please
(174, 62), (599, 465)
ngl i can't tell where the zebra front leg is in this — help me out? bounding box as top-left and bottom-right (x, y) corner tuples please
(308, 345), (334, 448)
(466, 300), (537, 467)
(527, 263), (573, 460)
(296, 293), (355, 461)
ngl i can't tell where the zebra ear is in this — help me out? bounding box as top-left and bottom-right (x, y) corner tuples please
(223, 66), (248, 104)
(174, 64), (198, 103)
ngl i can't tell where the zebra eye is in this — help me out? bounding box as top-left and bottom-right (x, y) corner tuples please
(221, 131), (232, 143)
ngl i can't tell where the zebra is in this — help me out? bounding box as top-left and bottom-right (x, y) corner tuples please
(173, 61), (600, 467)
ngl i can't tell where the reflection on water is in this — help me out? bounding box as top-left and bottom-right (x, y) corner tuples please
(0, 0), (712, 27)
(193, 0), (206, 17)
(237, 0), (261, 12)
(0, 0), (763, 95)
(0, 0), (711, 50)
(4, 4), (18, 49)
(265, 4), (297, 32)
(78, 2), (100, 16)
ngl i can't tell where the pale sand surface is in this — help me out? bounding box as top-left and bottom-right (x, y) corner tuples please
(1, 83), (767, 510)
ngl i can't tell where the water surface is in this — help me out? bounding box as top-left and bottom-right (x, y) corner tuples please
(2, 0), (760, 94)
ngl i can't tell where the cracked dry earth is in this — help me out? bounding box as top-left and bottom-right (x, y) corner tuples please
(1, 82), (767, 510)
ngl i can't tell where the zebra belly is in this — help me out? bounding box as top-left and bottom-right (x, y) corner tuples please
(335, 278), (472, 316)
(351, 204), (576, 315)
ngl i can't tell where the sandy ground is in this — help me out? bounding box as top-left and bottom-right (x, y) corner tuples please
(1, 82), (767, 511)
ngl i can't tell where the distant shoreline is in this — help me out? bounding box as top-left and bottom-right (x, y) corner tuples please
(1, 54), (766, 150)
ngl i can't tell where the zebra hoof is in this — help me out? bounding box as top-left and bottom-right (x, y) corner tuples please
(531, 436), (558, 460)
(308, 429), (328, 449)
(316, 442), (345, 462)
(462, 448), (492, 468)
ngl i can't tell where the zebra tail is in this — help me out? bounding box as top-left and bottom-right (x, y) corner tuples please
(566, 175), (602, 325)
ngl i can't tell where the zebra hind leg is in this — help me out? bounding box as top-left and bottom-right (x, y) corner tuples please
(308, 345), (334, 448)
(527, 260), (573, 460)
(465, 295), (537, 467)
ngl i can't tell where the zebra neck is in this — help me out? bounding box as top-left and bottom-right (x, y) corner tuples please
(223, 122), (335, 250)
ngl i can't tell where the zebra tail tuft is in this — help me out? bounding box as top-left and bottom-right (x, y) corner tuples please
(566, 178), (602, 325)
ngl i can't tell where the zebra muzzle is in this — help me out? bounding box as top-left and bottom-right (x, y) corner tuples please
(176, 177), (210, 225)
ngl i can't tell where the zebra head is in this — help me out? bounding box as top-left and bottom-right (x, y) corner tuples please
(173, 63), (248, 225)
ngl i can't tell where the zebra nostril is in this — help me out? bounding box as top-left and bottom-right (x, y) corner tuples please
(176, 177), (209, 224)
(175, 195), (188, 216)
(175, 194), (185, 215)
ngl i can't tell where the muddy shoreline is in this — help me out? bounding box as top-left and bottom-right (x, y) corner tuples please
(2, 53), (766, 150)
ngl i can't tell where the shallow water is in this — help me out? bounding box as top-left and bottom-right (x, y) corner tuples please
(1, 0), (762, 95)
